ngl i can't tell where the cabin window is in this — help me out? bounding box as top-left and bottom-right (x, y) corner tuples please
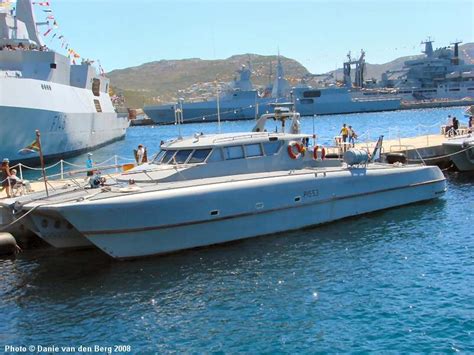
(188, 149), (212, 163)
(152, 150), (166, 164)
(93, 99), (102, 113)
(92, 78), (101, 97)
(207, 148), (223, 163)
(174, 149), (193, 164)
(299, 98), (314, 104)
(245, 143), (263, 157)
(303, 90), (321, 98)
(161, 150), (176, 164)
(224, 145), (244, 160)
(263, 141), (282, 155)
(50, 63), (57, 69)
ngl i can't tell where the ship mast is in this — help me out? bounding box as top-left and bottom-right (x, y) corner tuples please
(450, 40), (462, 65)
(15, 0), (44, 46)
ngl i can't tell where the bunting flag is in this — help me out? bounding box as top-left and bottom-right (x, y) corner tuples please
(33, 1), (50, 6)
(46, 15), (54, 19)
(18, 139), (40, 155)
(0, 0), (11, 8)
(53, 20), (58, 28)
(42, 9), (52, 13)
(43, 28), (52, 36)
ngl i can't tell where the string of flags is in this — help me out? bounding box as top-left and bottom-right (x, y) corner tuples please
(31, 0), (81, 62)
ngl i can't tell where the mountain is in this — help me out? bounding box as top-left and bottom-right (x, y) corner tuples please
(108, 54), (310, 108)
(108, 43), (474, 109)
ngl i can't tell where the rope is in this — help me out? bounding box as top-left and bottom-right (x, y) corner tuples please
(0, 203), (44, 232)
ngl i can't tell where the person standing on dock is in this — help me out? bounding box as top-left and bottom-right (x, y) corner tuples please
(348, 126), (357, 147)
(340, 123), (349, 151)
(1, 158), (12, 198)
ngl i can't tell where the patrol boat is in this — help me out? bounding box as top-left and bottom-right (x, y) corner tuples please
(443, 134), (474, 171)
(4, 108), (446, 259)
(0, 0), (129, 164)
(143, 58), (291, 124)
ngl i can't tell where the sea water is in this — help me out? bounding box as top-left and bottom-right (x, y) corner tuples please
(0, 107), (472, 352)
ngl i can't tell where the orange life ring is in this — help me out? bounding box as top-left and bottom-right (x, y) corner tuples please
(321, 147), (326, 160)
(287, 142), (303, 159)
(313, 145), (319, 160)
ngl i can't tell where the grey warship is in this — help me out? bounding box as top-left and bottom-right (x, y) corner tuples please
(144, 58), (291, 124)
(0, 0), (129, 164)
(377, 40), (474, 100)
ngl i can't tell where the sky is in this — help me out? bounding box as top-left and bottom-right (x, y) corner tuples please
(28, 0), (474, 73)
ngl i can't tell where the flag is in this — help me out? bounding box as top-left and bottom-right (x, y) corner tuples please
(43, 9), (52, 13)
(53, 20), (58, 29)
(43, 28), (52, 36)
(46, 15), (55, 19)
(33, 1), (50, 5)
(18, 139), (40, 155)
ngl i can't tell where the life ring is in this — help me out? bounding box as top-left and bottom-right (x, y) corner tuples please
(313, 145), (319, 160)
(287, 141), (304, 159)
(321, 147), (326, 160)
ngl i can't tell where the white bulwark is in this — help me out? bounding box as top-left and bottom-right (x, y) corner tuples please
(0, 0), (129, 163)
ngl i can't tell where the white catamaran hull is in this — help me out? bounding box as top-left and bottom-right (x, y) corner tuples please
(36, 165), (445, 259)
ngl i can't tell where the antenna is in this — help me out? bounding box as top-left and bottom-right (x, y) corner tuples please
(216, 78), (221, 133)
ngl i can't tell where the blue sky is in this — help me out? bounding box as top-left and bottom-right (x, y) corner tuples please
(33, 0), (474, 73)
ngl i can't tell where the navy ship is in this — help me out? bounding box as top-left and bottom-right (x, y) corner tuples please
(293, 50), (401, 115)
(376, 40), (474, 100)
(0, 0), (129, 164)
(144, 58), (291, 124)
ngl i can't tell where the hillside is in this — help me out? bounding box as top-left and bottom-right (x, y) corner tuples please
(108, 43), (474, 108)
(108, 54), (310, 108)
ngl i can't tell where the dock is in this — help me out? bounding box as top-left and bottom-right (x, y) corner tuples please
(354, 134), (450, 167)
(400, 99), (474, 110)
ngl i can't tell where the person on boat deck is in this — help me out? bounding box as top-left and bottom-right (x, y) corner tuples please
(8, 169), (31, 196)
(1, 158), (12, 198)
(86, 153), (94, 177)
(468, 116), (473, 132)
(348, 126), (357, 147)
(452, 117), (459, 136)
(445, 114), (454, 135)
(134, 144), (148, 165)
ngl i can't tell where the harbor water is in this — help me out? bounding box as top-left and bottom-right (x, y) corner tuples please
(1, 107), (473, 352)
